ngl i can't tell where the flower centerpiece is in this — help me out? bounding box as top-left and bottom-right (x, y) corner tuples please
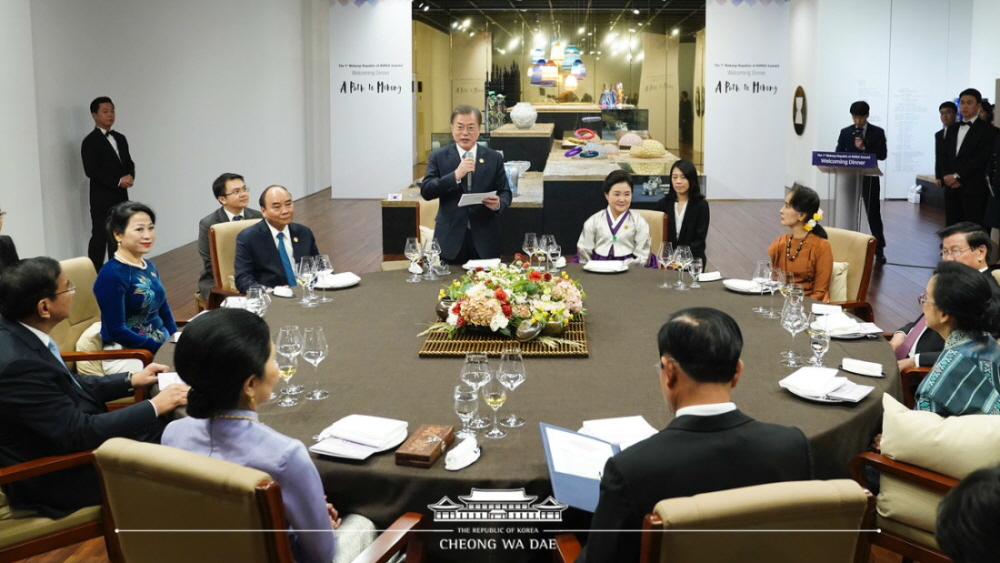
(424, 254), (585, 342)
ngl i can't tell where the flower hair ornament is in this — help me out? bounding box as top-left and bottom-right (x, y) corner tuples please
(804, 210), (823, 232)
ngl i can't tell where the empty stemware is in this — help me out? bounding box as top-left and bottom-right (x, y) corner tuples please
(658, 242), (674, 289)
(674, 246), (693, 290)
(751, 260), (771, 313)
(454, 384), (479, 440)
(779, 303), (807, 367)
(762, 268), (784, 319)
(301, 327), (330, 401)
(460, 353), (492, 430)
(296, 257), (319, 308)
(807, 312), (832, 367)
(522, 233), (538, 269)
(689, 258), (703, 289)
(497, 347), (526, 428)
(313, 254), (334, 303)
(404, 237), (423, 283)
(539, 234), (557, 272)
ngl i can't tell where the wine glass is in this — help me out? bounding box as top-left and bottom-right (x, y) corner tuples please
(548, 244), (562, 273)
(404, 237), (423, 283)
(539, 234), (557, 272)
(497, 347), (526, 428)
(522, 233), (537, 269)
(454, 384), (479, 440)
(429, 238), (449, 277)
(751, 260), (771, 313)
(245, 286), (267, 317)
(460, 353), (492, 430)
(275, 352), (299, 407)
(807, 312), (832, 367)
(689, 258), (703, 289)
(301, 327), (330, 401)
(296, 256), (318, 308)
(779, 303), (807, 367)
(762, 268), (784, 319)
(480, 377), (508, 439)
(423, 240), (440, 282)
(673, 246), (693, 290)
(658, 242), (674, 289)
(313, 254), (334, 303)
(276, 326), (304, 395)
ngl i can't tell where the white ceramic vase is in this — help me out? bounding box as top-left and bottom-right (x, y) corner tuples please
(510, 102), (538, 130)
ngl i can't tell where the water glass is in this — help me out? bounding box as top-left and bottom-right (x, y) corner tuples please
(779, 303), (807, 367)
(497, 347), (526, 428)
(548, 244), (562, 273)
(674, 246), (693, 290)
(460, 353), (492, 429)
(404, 237), (423, 283)
(246, 287), (267, 317)
(296, 257), (318, 307)
(658, 242), (674, 289)
(429, 239), (449, 277)
(689, 258), (703, 288)
(807, 312), (832, 367)
(313, 254), (334, 303)
(751, 260), (771, 313)
(762, 268), (784, 319)
(301, 327), (330, 401)
(522, 233), (537, 269)
(454, 384), (479, 440)
(539, 234), (557, 271)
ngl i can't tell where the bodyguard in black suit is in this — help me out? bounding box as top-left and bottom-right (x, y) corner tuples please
(836, 101), (888, 262)
(942, 88), (998, 228)
(234, 185), (319, 292)
(577, 308), (811, 563)
(935, 101), (958, 186)
(197, 173), (263, 300)
(81, 97), (135, 272)
(0, 258), (187, 517)
(420, 105), (511, 264)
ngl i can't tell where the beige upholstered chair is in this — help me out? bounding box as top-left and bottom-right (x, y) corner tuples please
(634, 209), (667, 255)
(207, 218), (261, 309)
(850, 394), (1000, 563)
(94, 438), (427, 563)
(555, 479), (873, 563)
(825, 227), (877, 321)
(0, 452), (108, 563)
(417, 197), (439, 241)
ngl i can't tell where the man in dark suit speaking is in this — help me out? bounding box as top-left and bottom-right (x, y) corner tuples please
(942, 88), (997, 228)
(234, 185), (319, 292)
(0, 257), (187, 518)
(420, 105), (511, 264)
(196, 173), (263, 301)
(81, 97), (135, 272)
(577, 307), (812, 563)
(836, 100), (888, 263)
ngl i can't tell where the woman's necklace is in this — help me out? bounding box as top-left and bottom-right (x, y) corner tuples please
(212, 413), (260, 423)
(785, 232), (809, 261)
(114, 249), (145, 268)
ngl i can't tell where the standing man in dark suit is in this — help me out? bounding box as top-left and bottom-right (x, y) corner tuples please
(81, 97), (135, 272)
(0, 257), (187, 518)
(935, 101), (958, 187)
(577, 307), (812, 563)
(196, 173), (263, 301)
(836, 101), (888, 263)
(942, 88), (997, 228)
(234, 185), (319, 292)
(420, 105), (511, 264)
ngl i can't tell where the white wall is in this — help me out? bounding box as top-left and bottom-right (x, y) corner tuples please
(28, 0), (312, 259)
(0, 0), (46, 257)
(969, 0), (1000, 97)
(785, 0), (819, 193)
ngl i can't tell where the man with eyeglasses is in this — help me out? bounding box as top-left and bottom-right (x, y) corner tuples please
(420, 104), (512, 264)
(577, 307), (811, 563)
(0, 257), (188, 518)
(196, 173), (263, 302)
(890, 222), (1000, 370)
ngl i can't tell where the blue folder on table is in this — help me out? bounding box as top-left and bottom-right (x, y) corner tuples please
(539, 423), (621, 512)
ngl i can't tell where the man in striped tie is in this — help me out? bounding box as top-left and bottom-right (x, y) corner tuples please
(196, 173), (263, 302)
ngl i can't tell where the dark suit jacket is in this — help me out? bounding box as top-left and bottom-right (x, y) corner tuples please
(578, 409), (811, 563)
(197, 207), (263, 300)
(234, 220), (320, 292)
(836, 123), (888, 161)
(420, 144), (512, 261)
(935, 128), (948, 181)
(0, 317), (164, 517)
(942, 119), (996, 196)
(660, 196), (710, 263)
(81, 127), (135, 208)
(0, 235), (19, 275)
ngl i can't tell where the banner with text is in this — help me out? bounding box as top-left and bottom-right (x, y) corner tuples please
(705, 0), (790, 199)
(330, 0), (412, 198)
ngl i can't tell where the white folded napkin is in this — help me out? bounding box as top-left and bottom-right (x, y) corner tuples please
(271, 286), (294, 298)
(811, 312), (861, 335)
(554, 256), (567, 268)
(841, 358), (884, 377)
(316, 414), (408, 448)
(583, 260), (627, 273)
(318, 272), (360, 288)
(778, 367), (844, 398)
(463, 258), (502, 270)
(445, 437), (481, 471)
(698, 271), (723, 282)
(408, 262), (424, 274)
(811, 303), (843, 315)
(722, 279), (762, 292)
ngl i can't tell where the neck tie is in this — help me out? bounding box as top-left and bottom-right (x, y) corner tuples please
(895, 317), (927, 361)
(47, 339), (83, 389)
(464, 152), (473, 193)
(233, 215), (242, 221)
(105, 129), (112, 137)
(276, 232), (298, 286)
(959, 121), (972, 127)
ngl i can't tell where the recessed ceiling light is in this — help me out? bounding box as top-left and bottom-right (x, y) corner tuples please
(422, 5), (428, 11)
(633, 9), (640, 14)
(671, 28), (679, 36)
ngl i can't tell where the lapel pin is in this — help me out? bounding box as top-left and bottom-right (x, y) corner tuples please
(479, 158), (484, 163)
(293, 237), (299, 243)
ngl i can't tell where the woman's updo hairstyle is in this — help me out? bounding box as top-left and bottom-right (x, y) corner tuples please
(931, 261), (1000, 338)
(788, 185), (827, 239)
(175, 308), (272, 418)
(106, 201), (156, 240)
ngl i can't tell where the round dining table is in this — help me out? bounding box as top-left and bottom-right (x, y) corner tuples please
(155, 265), (900, 562)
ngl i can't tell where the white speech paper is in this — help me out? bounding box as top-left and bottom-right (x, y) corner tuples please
(458, 191), (496, 207)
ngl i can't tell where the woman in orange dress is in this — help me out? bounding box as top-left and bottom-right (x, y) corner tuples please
(767, 186), (833, 302)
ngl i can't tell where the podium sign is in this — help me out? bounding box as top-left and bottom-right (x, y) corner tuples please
(811, 151), (881, 231)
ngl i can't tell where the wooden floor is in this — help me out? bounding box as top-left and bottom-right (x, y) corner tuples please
(18, 192), (945, 563)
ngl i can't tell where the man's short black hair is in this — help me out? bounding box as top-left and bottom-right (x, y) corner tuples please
(658, 307), (742, 384)
(849, 101), (870, 117)
(259, 185), (291, 208)
(0, 257), (61, 322)
(959, 88), (982, 104)
(936, 221), (991, 255)
(212, 173), (245, 199)
(450, 105), (482, 126)
(90, 96), (113, 114)
(936, 464), (1000, 563)
(939, 101), (958, 113)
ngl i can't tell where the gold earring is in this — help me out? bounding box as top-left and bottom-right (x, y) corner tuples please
(249, 394), (256, 409)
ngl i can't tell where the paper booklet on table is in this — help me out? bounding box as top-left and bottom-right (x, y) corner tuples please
(310, 414), (409, 461)
(578, 415), (658, 450)
(540, 423), (620, 512)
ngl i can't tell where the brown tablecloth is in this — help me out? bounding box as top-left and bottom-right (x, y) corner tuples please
(156, 266), (899, 530)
